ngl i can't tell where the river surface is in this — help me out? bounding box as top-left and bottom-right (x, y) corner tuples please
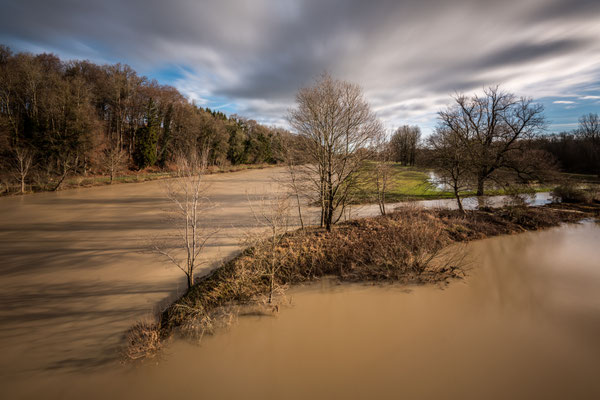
(1, 168), (599, 399)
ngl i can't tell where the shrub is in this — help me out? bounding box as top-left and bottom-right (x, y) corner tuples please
(552, 183), (594, 204)
(123, 322), (163, 362)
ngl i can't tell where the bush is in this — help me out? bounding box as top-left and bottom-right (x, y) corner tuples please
(552, 183), (594, 204)
(123, 322), (163, 362)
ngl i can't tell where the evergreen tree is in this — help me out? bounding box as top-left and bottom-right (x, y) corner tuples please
(134, 99), (159, 168)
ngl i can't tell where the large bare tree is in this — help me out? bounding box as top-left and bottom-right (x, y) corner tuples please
(438, 86), (546, 196)
(288, 73), (383, 230)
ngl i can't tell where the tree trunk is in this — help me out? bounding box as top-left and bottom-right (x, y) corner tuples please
(454, 188), (464, 214)
(295, 193), (304, 230)
(476, 175), (485, 196)
(268, 273), (274, 304)
(325, 191), (334, 231)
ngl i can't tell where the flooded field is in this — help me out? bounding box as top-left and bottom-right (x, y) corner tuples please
(3, 215), (599, 399)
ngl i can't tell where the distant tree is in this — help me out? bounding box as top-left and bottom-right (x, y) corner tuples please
(11, 146), (34, 193)
(157, 103), (174, 167)
(227, 125), (247, 165)
(577, 113), (600, 175)
(373, 132), (393, 215)
(390, 125), (421, 166)
(438, 86), (546, 196)
(288, 73), (383, 230)
(102, 142), (127, 184)
(134, 99), (159, 169)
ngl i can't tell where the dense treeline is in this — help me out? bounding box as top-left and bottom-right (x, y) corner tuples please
(0, 45), (284, 192)
(534, 113), (600, 176)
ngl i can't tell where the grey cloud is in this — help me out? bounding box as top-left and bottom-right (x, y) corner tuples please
(529, 0), (600, 22)
(0, 0), (599, 132)
(475, 39), (589, 70)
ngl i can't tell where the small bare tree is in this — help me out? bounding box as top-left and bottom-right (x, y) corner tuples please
(12, 146), (34, 194)
(52, 152), (79, 191)
(102, 143), (127, 184)
(153, 150), (216, 289)
(247, 193), (291, 304)
(280, 133), (306, 229)
(288, 73), (383, 230)
(428, 128), (472, 213)
(373, 132), (393, 215)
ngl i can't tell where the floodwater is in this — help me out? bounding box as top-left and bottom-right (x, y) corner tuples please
(0, 167), (294, 395)
(1, 167), (598, 399)
(5, 218), (600, 398)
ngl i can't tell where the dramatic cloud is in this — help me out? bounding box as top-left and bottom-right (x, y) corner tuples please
(1, 0), (599, 133)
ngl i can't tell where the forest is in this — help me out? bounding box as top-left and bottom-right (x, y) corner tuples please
(0, 45), (285, 193)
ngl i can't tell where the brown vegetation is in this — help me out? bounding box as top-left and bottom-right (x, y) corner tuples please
(552, 183), (599, 204)
(123, 322), (163, 362)
(124, 201), (599, 361)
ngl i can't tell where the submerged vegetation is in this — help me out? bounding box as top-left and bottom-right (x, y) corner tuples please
(126, 201), (600, 361)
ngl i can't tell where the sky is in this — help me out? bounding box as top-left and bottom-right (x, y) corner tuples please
(1, 0), (600, 135)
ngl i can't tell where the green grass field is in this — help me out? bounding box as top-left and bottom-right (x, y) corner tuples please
(351, 162), (560, 204)
(353, 163), (450, 203)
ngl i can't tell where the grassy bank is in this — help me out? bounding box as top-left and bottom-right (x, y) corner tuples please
(125, 201), (600, 361)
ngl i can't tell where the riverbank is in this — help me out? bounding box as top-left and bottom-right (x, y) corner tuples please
(127, 201), (600, 361)
(0, 162), (279, 197)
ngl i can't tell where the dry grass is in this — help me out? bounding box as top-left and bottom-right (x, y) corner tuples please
(123, 322), (163, 362)
(125, 202), (599, 362)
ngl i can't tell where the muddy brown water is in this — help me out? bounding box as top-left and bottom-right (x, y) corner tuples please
(1, 167), (599, 399)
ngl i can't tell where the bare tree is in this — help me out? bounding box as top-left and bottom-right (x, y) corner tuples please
(247, 193), (291, 304)
(280, 133), (306, 229)
(390, 125), (421, 166)
(288, 73), (383, 230)
(153, 150), (216, 289)
(373, 131), (393, 215)
(102, 142), (127, 184)
(427, 129), (472, 213)
(577, 113), (600, 175)
(11, 146), (34, 194)
(52, 152), (79, 192)
(438, 86), (546, 196)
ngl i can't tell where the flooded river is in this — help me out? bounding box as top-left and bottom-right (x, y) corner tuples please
(1, 167), (598, 399)
(4, 218), (600, 399)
